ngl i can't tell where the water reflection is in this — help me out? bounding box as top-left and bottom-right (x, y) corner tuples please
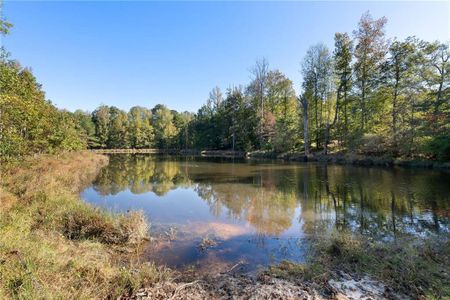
(83, 154), (450, 270)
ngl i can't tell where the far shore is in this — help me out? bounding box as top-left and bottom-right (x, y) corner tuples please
(90, 148), (450, 170)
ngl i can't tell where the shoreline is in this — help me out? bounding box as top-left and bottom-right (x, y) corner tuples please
(90, 148), (450, 170)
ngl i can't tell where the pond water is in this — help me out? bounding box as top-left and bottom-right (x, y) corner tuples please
(81, 154), (450, 273)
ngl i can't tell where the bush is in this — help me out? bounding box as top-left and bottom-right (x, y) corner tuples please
(63, 209), (149, 244)
(425, 134), (450, 161)
(357, 134), (387, 155)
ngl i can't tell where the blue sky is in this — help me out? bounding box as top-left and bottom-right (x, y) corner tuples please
(2, 1), (449, 113)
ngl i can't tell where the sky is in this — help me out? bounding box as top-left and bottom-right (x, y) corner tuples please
(1, 1), (449, 113)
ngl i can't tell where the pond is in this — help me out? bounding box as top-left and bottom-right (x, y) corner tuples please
(81, 154), (450, 274)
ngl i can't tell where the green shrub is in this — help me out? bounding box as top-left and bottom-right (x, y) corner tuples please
(425, 134), (450, 161)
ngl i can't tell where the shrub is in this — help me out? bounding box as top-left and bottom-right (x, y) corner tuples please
(425, 134), (450, 161)
(62, 209), (149, 245)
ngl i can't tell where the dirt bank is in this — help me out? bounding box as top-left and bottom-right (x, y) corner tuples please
(123, 271), (400, 300)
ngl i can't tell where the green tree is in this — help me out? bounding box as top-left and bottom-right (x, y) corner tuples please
(107, 106), (128, 148)
(419, 41), (450, 160)
(301, 43), (333, 151)
(382, 37), (418, 152)
(0, 61), (85, 159)
(173, 111), (194, 150)
(331, 32), (353, 150)
(73, 109), (98, 148)
(153, 105), (177, 149)
(92, 105), (110, 148)
(265, 70), (299, 152)
(222, 86), (257, 151)
(128, 106), (154, 148)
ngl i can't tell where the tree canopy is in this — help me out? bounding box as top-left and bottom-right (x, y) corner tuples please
(1, 11), (449, 161)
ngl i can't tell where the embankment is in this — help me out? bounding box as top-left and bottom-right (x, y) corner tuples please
(91, 148), (450, 170)
(0, 151), (170, 299)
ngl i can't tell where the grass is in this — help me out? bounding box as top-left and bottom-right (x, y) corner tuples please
(0, 151), (171, 299)
(267, 231), (450, 299)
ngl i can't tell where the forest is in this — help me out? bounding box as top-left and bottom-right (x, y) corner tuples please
(1, 12), (449, 162)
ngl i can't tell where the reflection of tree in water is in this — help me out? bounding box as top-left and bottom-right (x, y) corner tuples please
(92, 155), (449, 238)
(248, 191), (297, 235)
(195, 183), (297, 235)
(93, 155), (190, 196)
(297, 165), (449, 238)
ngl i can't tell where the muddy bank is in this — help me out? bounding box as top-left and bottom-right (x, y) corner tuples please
(123, 271), (398, 300)
(130, 225), (449, 300)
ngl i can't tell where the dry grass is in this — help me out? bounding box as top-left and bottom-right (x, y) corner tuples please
(0, 187), (18, 213)
(0, 151), (171, 299)
(268, 231), (450, 299)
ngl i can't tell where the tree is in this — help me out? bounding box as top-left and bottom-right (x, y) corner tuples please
(73, 109), (98, 148)
(206, 86), (223, 114)
(128, 106), (154, 148)
(299, 94), (309, 155)
(382, 37), (418, 150)
(421, 41), (449, 128)
(0, 17), (12, 35)
(0, 18), (12, 58)
(419, 41), (450, 160)
(331, 32), (353, 149)
(353, 11), (388, 131)
(107, 106), (128, 148)
(222, 86), (257, 151)
(0, 61), (85, 159)
(249, 58), (269, 147)
(153, 105), (177, 149)
(92, 105), (110, 148)
(265, 70), (299, 152)
(49, 110), (86, 151)
(301, 43), (333, 150)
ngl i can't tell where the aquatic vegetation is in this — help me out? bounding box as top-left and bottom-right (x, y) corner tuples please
(198, 236), (218, 251)
(165, 226), (178, 241)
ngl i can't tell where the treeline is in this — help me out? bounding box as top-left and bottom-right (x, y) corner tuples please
(75, 105), (193, 149)
(1, 12), (449, 161)
(73, 12), (450, 160)
(190, 12), (449, 160)
(1, 20), (85, 161)
(298, 13), (449, 160)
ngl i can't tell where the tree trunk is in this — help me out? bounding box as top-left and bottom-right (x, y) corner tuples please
(324, 87), (341, 155)
(392, 66), (400, 150)
(301, 96), (309, 155)
(361, 78), (366, 131)
(324, 124), (330, 155)
(343, 90), (348, 147)
(433, 69), (444, 117)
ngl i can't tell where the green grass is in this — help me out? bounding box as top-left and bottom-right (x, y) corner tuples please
(0, 152), (171, 299)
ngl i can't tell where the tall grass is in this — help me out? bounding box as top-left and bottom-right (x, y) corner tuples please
(0, 152), (170, 299)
